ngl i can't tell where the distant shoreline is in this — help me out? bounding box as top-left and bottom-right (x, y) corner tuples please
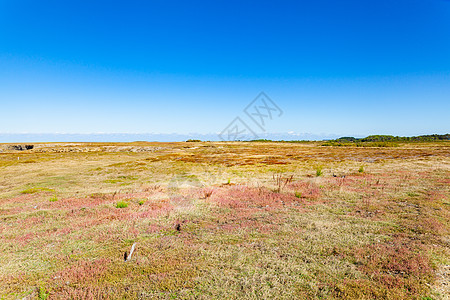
(0, 133), (448, 143)
(0, 133), (339, 143)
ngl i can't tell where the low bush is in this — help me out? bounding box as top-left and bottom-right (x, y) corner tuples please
(115, 201), (128, 208)
(315, 166), (323, 177)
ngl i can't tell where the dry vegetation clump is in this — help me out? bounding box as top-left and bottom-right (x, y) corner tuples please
(288, 180), (322, 200)
(272, 172), (294, 192)
(0, 141), (448, 299)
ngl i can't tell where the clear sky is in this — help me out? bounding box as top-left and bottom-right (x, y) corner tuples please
(0, 0), (449, 139)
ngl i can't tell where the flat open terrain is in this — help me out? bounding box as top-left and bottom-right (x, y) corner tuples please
(0, 141), (449, 299)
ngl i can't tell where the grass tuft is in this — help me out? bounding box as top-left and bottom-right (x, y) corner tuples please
(315, 166), (323, 177)
(115, 201), (128, 208)
(38, 285), (49, 300)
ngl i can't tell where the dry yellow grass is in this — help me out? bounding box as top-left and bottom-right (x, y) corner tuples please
(0, 142), (449, 299)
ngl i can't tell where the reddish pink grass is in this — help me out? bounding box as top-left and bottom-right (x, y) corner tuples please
(53, 259), (111, 285)
(211, 185), (303, 209)
(426, 190), (447, 201)
(0, 193), (37, 206)
(45, 197), (112, 210)
(335, 235), (435, 297)
(16, 232), (36, 246)
(288, 181), (321, 200)
(0, 194), (40, 216)
(354, 236), (433, 285)
(131, 208), (172, 219)
(52, 286), (109, 300)
(18, 216), (44, 228)
(203, 186), (306, 234)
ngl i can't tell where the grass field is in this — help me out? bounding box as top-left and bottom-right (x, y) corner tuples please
(0, 141), (449, 299)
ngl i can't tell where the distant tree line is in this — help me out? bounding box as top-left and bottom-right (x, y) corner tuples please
(187, 134), (449, 144)
(335, 134), (450, 143)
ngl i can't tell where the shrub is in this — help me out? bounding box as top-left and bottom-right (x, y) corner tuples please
(315, 166), (323, 177)
(138, 200), (145, 205)
(321, 141), (350, 147)
(115, 201), (128, 208)
(356, 141), (398, 147)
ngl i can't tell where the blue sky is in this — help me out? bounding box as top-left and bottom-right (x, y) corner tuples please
(0, 0), (449, 140)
